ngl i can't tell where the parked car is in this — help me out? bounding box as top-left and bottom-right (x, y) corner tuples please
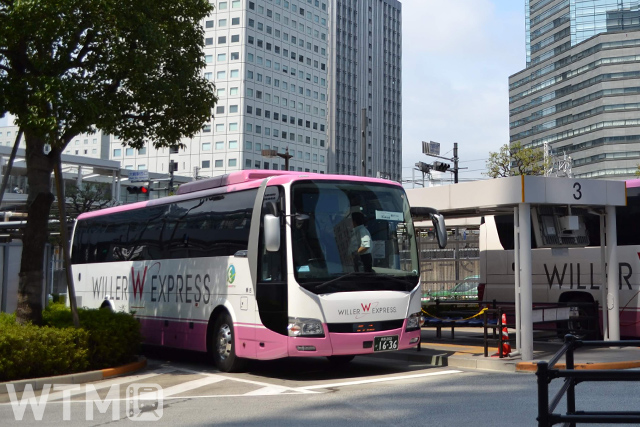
(422, 275), (480, 302)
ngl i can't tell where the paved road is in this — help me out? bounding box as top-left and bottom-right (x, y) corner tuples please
(2, 349), (639, 426)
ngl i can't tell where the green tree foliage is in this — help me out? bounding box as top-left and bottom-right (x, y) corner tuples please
(485, 142), (549, 178)
(0, 0), (217, 324)
(65, 183), (116, 216)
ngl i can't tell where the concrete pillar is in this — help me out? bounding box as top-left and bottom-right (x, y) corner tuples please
(514, 206), (521, 351)
(111, 172), (117, 202)
(518, 203), (533, 361)
(600, 213), (608, 339)
(605, 205), (620, 341)
(76, 165), (83, 190)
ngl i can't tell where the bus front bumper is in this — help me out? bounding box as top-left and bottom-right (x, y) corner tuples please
(287, 320), (421, 357)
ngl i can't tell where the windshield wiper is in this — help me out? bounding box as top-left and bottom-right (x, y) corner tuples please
(374, 274), (419, 286)
(314, 271), (373, 291)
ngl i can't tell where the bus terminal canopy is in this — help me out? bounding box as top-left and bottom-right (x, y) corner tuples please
(406, 175), (627, 362)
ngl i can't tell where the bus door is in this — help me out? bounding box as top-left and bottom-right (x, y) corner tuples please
(256, 186), (289, 337)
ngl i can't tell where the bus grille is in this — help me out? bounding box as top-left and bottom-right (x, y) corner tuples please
(327, 319), (404, 333)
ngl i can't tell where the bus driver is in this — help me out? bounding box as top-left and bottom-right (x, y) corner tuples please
(350, 212), (373, 272)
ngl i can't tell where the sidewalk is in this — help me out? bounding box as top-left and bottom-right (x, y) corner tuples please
(0, 357), (147, 393)
(382, 327), (640, 373)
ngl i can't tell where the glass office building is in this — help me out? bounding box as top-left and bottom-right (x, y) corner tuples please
(510, 0), (640, 179)
(327, 0), (402, 181)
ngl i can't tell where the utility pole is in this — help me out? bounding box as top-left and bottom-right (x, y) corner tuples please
(361, 108), (367, 176)
(453, 142), (459, 184)
(422, 140), (464, 183)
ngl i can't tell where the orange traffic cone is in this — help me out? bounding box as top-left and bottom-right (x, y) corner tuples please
(492, 313), (512, 357)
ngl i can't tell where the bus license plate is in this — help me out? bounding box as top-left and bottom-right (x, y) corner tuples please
(373, 335), (398, 352)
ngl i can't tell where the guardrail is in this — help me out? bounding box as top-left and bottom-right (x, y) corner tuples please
(422, 300), (599, 358)
(537, 335), (640, 426)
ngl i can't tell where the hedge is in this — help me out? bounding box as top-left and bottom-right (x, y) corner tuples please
(0, 313), (89, 382)
(0, 304), (142, 382)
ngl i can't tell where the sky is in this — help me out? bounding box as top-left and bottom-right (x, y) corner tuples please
(1, 0), (525, 183)
(401, 0), (525, 184)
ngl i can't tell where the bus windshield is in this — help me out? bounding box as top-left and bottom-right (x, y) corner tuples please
(290, 181), (419, 293)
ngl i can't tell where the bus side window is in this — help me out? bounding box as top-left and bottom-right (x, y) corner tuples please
(259, 187), (285, 281)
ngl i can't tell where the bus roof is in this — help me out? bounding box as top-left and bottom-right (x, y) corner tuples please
(176, 170), (400, 195)
(77, 170), (400, 221)
(626, 178), (640, 188)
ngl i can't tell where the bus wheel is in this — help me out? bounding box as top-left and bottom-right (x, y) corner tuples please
(211, 313), (246, 372)
(326, 355), (355, 366)
(563, 297), (598, 340)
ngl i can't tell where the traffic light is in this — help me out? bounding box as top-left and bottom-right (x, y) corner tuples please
(433, 161), (451, 172)
(127, 186), (150, 194)
(415, 161), (431, 173)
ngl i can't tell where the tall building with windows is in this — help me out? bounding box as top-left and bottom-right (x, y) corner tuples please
(328, 0), (402, 180)
(510, 1), (640, 179)
(105, 0), (331, 178)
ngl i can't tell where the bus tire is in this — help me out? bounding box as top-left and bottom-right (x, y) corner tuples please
(561, 295), (598, 340)
(326, 355), (355, 366)
(211, 312), (246, 372)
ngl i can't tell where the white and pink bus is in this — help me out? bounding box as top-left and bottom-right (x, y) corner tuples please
(70, 171), (445, 371)
(480, 178), (640, 338)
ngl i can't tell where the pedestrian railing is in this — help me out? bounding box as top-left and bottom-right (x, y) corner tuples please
(537, 335), (640, 426)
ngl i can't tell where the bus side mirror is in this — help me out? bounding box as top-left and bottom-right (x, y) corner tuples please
(432, 213), (447, 249)
(264, 214), (281, 252)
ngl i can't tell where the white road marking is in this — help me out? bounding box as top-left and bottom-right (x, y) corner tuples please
(297, 369), (464, 391)
(167, 366), (318, 395)
(0, 368), (175, 405)
(141, 375), (227, 399)
(1, 366), (464, 406)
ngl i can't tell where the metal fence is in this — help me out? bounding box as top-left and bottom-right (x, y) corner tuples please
(417, 227), (479, 298)
(537, 335), (640, 426)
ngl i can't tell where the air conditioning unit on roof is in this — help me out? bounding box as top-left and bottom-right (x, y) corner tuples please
(531, 206), (589, 248)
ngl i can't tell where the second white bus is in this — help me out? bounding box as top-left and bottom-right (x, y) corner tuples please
(480, 178), (640, 337)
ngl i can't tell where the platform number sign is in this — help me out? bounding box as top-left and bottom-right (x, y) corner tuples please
(573, 182), (582, 200)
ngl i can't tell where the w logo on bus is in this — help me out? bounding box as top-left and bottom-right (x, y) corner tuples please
(361, 303), (372, 312)
(131, 266), (148, 300)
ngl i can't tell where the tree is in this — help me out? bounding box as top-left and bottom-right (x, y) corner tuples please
(0, 0), (218, 324)
(65, 183), (116, 217)
(485, 142), (549, 178)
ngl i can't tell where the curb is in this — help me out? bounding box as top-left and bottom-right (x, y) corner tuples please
(0, 357), (147, 394)
(375, 345), (640, 374)
(516, 359), (640, 372)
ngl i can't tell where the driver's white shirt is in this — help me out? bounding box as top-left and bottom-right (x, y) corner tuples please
(350, 225), (371, 254)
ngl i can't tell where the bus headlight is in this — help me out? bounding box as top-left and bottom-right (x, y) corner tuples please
(406, 312), (422, 332)
(287, 317), (325, 337)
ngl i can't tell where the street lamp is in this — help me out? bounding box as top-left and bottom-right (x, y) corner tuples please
(262, 147), (293, 170)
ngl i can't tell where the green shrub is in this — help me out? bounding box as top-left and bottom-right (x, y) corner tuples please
(43, 303), (142, 370)
(0, 312), (16, 327)
(0, 323), (89, 382)
(78, 308), (141, 369)
(0, 304), (142, 381)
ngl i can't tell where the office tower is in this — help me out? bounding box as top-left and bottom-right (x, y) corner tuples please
(328, 0), (402, 180)
(108, 0), (331, 177)
(510, 1), (640, 179)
